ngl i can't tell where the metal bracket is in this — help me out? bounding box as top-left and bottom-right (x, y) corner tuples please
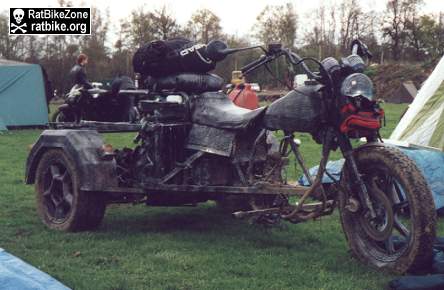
(160, 151), (205, 184)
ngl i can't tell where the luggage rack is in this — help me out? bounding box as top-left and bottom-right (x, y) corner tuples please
(49, 121), (142, 133)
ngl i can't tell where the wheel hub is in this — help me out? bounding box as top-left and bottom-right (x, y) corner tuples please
(43, 164), (74, 222)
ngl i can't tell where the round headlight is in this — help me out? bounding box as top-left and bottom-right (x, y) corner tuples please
(340, 73), (374, 101)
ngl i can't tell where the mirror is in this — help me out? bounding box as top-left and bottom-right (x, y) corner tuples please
(351, 39), (373, 59)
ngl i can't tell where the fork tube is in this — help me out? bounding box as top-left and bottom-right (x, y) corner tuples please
(337, 134), (376, 218)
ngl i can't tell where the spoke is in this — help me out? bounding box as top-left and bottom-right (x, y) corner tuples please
(54, 205), (65, 219)
(48, 178), (56, 193)
(385, 236), (395, 254)
(61, 171), (70, 182)
(50, 194), (61, 207)
(369, 178), (380, 195)
(393, 182), (406, 203)
(43, 189), (51, 197)
(393, 201), (409, 213)
(61, 172), (73, 206)
(372, 172), (399, 203)
(394, 216), (410, 237)
(50, 165), (61, 179)
(63, 190), (73, 206)
(378, 174), (391, 190)
(386, 177), (399, 204)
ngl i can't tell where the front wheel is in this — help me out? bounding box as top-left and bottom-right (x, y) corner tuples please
(339, 146), (436, 274)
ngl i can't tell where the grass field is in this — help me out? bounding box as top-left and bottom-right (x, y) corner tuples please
(1, 103), (435, 290)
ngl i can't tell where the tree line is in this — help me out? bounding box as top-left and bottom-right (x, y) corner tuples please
(0, 0), (443, 96)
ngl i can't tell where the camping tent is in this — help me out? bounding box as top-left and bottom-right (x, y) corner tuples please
(0, 59), (50, 129)
(388, 55), (444, 209)
(386, 80), (417, 104)
(390, 55), (444, 150)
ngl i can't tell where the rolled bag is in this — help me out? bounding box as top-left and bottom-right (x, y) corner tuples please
(132, 38), (216, 78)
(144, 73), (224, 93)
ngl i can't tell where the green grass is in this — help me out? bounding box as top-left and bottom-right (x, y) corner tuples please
(0, 102), (434, 290)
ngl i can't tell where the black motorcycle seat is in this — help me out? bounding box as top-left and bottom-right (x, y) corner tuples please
(192, 92), (266, 130)
(146, 73), (224, 93)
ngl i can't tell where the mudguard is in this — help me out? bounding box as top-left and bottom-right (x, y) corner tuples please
(352, 141), (389, 154)
(25, 130), (118, 191)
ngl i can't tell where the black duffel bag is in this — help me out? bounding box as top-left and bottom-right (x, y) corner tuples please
(133, 38), (217, 77)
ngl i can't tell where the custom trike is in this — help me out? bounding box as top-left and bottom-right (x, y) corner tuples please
(25, 39), (436, 274)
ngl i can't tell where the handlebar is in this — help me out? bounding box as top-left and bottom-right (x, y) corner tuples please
(285, 50), (322, 81)
(240, 47), (323, 83)
(213, 38), (370, 88)
(240, 55), (273, 73)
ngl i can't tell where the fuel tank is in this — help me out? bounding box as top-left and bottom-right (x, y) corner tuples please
(263, 84), (324, 133)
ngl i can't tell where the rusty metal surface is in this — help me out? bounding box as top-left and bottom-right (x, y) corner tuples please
(192, 91), (266, 130)
(263, 85), (324, 133)
(96, 182), (309, 196)
(49, 121), (142, 132)
(186, 124), (235, 156)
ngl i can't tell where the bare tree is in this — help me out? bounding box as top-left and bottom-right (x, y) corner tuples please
(79, 7), (111, 82)
(382, 0), (423, 60)
(0, 11), (25, 60)
(254, 3), (298, 48)
(303, 3), (338, 59)
(121, 8), (155, 49)
(150, 6), (180, 40)
(186, 9), (222, 43)
(339, 0), (362, 52)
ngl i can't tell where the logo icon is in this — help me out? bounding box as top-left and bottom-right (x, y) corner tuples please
(11, 8), (27, 33)
(9, 8), (91, 35)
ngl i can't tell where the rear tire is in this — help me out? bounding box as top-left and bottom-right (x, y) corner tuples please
(51, 109), (79, 123)
(339, 146), (436, 274)
(35, 149), (106, 232)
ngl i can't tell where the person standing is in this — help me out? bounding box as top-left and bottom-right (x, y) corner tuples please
(69, 53), (92, 89)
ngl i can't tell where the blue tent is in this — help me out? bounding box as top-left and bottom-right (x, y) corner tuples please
(0, 59), (49, 129)
(0, 248), (70, 290)
(299, 146), (444, 210)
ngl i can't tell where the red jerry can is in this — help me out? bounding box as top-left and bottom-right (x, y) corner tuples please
(228, 84), (259, 110)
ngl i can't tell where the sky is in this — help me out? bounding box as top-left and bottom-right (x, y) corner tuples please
(3, 0), (444, 41)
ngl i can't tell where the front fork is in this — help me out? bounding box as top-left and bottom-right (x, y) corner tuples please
(337, 133), (377, 218)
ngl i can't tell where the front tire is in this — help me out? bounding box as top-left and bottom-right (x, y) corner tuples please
(339, 146), (436, 274)
(35, 149), (106, 232)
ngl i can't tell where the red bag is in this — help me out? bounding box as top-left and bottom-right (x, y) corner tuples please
(340, 103), (384, 137)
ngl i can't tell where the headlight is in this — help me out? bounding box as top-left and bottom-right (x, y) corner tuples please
(340, 73), (374, 101)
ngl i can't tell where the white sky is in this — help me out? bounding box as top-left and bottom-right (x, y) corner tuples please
(3, 0), (444, 42)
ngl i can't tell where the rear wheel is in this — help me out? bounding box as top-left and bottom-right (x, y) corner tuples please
(35, 149), (106, 231)
(339, 146), (436, 274)
(51, 109), (79, 123)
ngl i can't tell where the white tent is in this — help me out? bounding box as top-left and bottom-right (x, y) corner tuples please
(390, 55), (444, 151)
